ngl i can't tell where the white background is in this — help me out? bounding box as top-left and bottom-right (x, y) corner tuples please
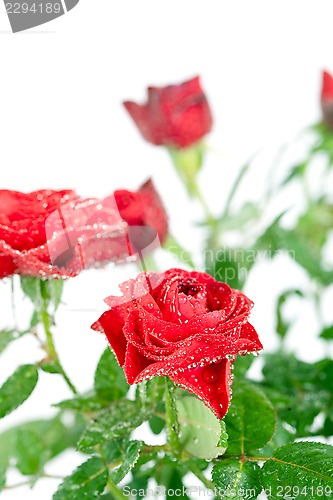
(1, 1), (333, 498)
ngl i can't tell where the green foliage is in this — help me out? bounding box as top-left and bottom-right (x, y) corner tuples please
(0, 329), (23, 355)
(0, 365), (38, 419)
(224, 381), (276, 456)
(260, 442), (333, 498)
(110, 440), (143, 484)
(260, 352), (331, 437)
(176, 396), (227, 459)
(53, 457), (108, 499)
(205, 248), (255, 290)
(94, 349), (129, 402)
(78, 401), (145, 450)
(320, 324), (333, 340)
(15, 429), (47, 476)
(275, 289), (304, 339)
(212, 460), (262, 499)
(0, 415), (85, 471)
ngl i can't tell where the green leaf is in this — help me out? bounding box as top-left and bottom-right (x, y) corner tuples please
(260, 442), (333, 499)
(20, 276), (41, 304)
(154, 459), (190, 500)
(0, 329), (20, 355)
(205, 248), (255, 290)
(232, 354), (255, 379)
(54, 395), (107, 413)
(0, 465), (5, 493)
(0, 415), (85, 471)
(275, 289), (303, 339)
(212, 460), (262, 499)
(256, 223), (333, 286)
(40, 360), (63, 374)
(261, 353), (331, 436)
(0, 365), (38, 419)
(15, 429), (47, 476)
(53, 457), (108, 500)
(176, 396), (227, 459)
(48, 279), (64, 310)
(224, 381), (276, 456)
(163, 234), (195, 269)
(320, 324), (333, 340)
(110, 440), (143, 484)
(149, 412), (165, 435)
(94, 349), (129, 402)
(78, 401), (145, 450)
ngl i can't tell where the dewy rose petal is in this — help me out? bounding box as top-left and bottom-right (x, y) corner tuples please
(123, 76), (213, 149)
(92, 268), (263, 419)
(0, 180), (168, 279)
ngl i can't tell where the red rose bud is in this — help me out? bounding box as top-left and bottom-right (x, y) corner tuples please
(92, 268), (263, 419)
(321, 70), (333, 128)
(123, 76), (213, 149)
(0, 181), (168, 279)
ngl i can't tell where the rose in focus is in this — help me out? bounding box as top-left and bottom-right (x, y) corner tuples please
(124, 76), (213, 149)
(0, 180), (168, 279)
(92, 268), (262, 419)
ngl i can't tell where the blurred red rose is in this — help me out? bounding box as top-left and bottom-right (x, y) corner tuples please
(0, 180), (168, 279)
(124, 76), (213, 149)
(92, 268), (262, 419)
(321, 70), (333, 128)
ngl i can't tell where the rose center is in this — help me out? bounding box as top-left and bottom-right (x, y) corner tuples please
(177, 279), (201, 296)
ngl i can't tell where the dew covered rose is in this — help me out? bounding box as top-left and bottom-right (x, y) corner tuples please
(0, 180), (168, 279)
(92, 268), (262, 419)
(124, 76), (213, 149)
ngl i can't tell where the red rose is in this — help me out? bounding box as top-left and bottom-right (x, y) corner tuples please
(92, 268), (262, 419)
(124, 76), (213, 149)
(0, 180), (168, 279)
(321, 70), (333, 128)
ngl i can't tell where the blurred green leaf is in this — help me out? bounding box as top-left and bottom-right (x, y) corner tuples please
(94, 349), (129, 402)
(256, 222), (333, 285)
(0, 415), (85, 471)
(205, 248), (255, 290)
(212, 460), (261, 499)
(163, 235), (195, 269)
(15, 429), (47, 476)
(232, 354), (255, 379)
(260, 442), (333, 497)
(0, 465), (5, 493)
(320, 324), (333, 340)
(176, 396), (227, 459)
(224, 381), (276, 456)
(275, 289), (303, 340)
(0, 329), (21, 355)
(155, 459), (190, 500)
(0, 365), (38, 419)
(20, 276), (41, 304)
(53, 457), (108, 500)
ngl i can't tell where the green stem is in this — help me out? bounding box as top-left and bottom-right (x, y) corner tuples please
(192, 180), (217, 229)
(107, 478), (128, 499)
(164, 377), (181, 458)
(39, 298), (78, 395)
(222, 160), (252, 220)
(187, 461), (215, 491)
